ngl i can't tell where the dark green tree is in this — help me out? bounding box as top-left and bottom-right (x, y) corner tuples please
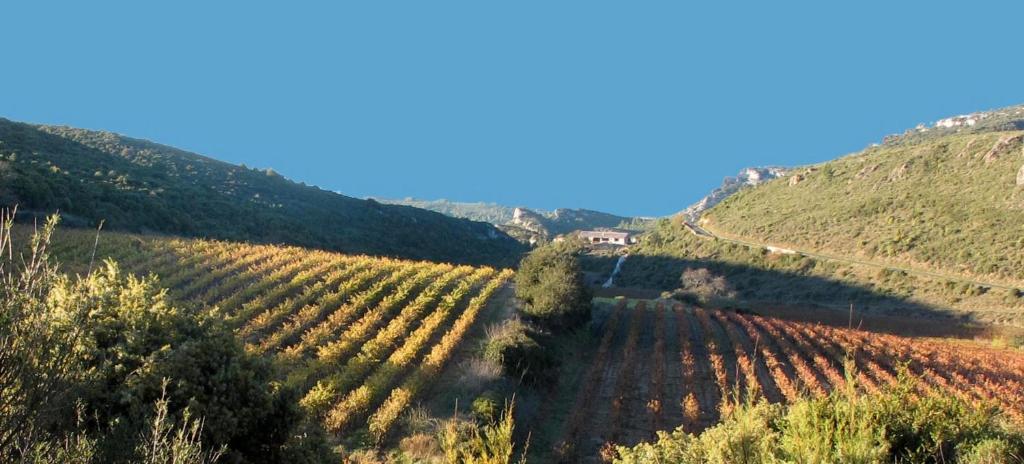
(514, 240), (592, 331)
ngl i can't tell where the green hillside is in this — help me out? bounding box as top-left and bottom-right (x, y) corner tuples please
(707, 106), (1024, 284)
(0, 118), (525, 266)
(618, 105), (1024, 327)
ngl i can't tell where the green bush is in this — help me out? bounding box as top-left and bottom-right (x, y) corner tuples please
(615, 373), (1024, 464)
(0, 213), (330, 463)
(482, 319), (558, 386)
(437, 400), (526, 464)
(513, 240), (592, 331)
(58, 261), (324, 463)
(472, 392), (501, 422)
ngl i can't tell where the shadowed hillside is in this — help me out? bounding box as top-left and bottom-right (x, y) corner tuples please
(0, 118), (525, 266)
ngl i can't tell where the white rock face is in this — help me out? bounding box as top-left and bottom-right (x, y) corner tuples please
(680, 166), (789, 222)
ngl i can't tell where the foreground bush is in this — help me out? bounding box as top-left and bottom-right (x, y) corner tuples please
(0, 212), (330, 463)
(614, 376), (1024, 464)
(437, 400), (526, 464)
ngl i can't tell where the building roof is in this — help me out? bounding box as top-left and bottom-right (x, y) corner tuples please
(578, 230), (630, 239)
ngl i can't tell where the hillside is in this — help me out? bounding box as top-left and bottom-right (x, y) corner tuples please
(0, 118), (525, 266)
(617, 105), (1024, 327)
(378, 197), (649, 242)
(706, 105), (1024, 284)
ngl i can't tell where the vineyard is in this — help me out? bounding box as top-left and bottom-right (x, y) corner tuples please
(44, 226), (513, 443)
(34, 226), (1024, 461)
(554, 299), (1024, 461)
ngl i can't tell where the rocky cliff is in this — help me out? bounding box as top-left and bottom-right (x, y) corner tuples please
(680, 167), (789, 222)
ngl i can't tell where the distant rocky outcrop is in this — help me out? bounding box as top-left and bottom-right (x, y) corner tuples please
(510, 206), (646, 241)
(509, 207), (549, 236)
(680, 167), (789, 222)
(378, 198), (649, 245)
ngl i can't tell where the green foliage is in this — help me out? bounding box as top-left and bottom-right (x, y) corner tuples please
(615, 375), (1024, 464)
(471, 392), (501, 422)
(0, 211), (83, 459)
(0, 118), (525, 267)
(482, 319), (558, 386)
(514, 241), (592, 331)
(51, 261), (311, 463)
(0, 213), (330, 463)
(437, 400), (526, 464)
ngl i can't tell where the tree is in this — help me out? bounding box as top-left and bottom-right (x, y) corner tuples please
(514, 240), (591, 331)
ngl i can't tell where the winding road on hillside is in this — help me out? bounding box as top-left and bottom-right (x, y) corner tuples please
(683, 221), (1022, 292)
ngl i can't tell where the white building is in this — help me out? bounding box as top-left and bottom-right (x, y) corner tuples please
(578, 230), (634, 246)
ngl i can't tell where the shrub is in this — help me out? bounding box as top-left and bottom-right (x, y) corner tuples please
(482, 319), (558, 385)
(472, 392), (501, 422)
(959, 438), (1020, 464)
(0, 212), (81, 460)
(615, 373), (1024, 464)
(514, 241), (592, 331)
(54, 261), (323, 463)
(674, 267), (737, 305)
(436, 400), (526, 464)
(0, 211), (330, 463)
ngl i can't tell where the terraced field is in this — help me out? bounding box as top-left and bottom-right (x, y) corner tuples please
(45, 226), (513, 442)
(554, 300), (1024, 461)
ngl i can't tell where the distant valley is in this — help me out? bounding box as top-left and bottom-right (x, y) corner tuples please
(376, 197), (653, 243)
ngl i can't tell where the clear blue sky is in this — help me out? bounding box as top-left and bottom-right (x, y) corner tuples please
(3, 2), (1022, 217)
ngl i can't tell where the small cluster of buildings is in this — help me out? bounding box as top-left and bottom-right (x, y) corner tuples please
(934, 113), (987, 129)
(577, 230), (636, 246)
